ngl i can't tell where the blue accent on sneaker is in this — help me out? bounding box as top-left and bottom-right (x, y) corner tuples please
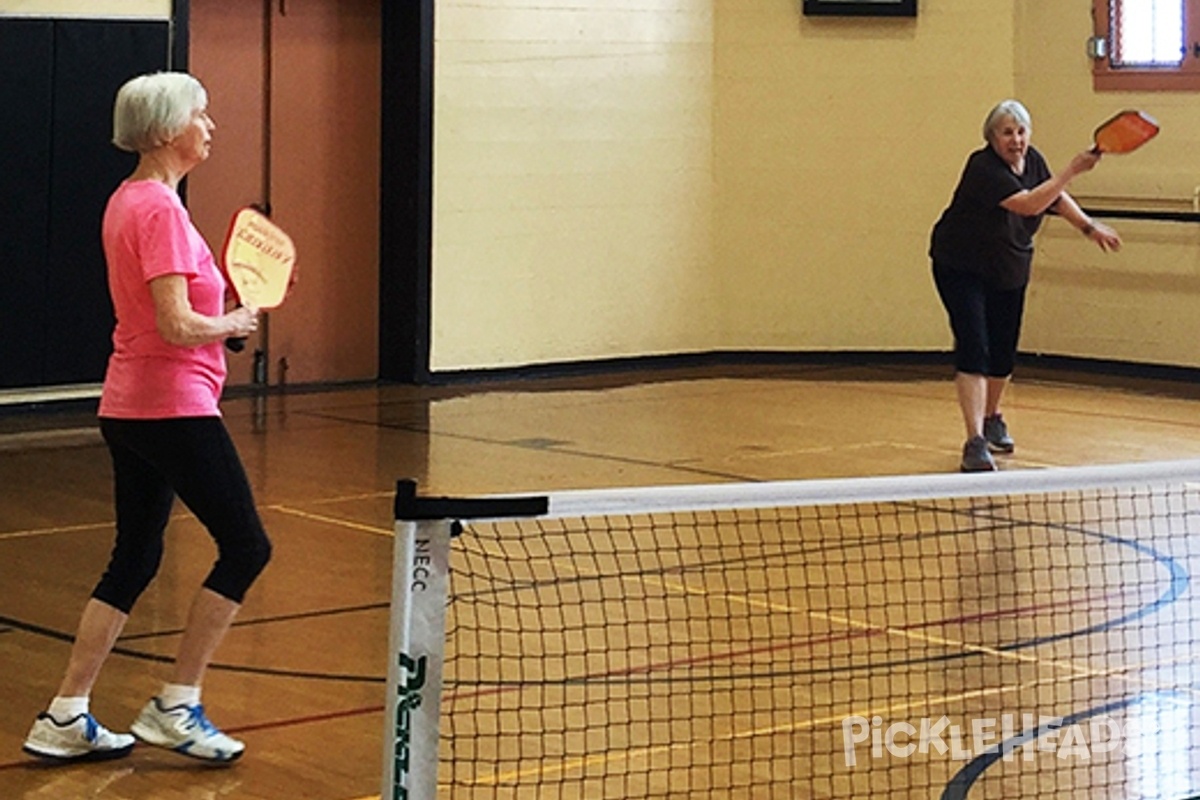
(130, 698), (245, 763)
(23, 712), (136, 762)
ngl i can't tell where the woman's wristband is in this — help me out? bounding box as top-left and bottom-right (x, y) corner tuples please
(1081, 222), (1096, 236)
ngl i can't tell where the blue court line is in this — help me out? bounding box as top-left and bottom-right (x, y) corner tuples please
(933, 509), (1195, 799)
(991, 514), (1189, 653)
(940, 692), (1194, 799)
(806, 509), (1192, 676)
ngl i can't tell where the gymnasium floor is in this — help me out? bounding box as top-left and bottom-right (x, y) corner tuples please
(3, 361), (1200, 799)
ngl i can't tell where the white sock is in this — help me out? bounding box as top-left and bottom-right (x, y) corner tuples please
(158, 683), (201, 709)
(48, 696), (89, 722)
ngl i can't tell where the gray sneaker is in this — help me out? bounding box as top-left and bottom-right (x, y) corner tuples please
(983, 413), (1015, 453)
(23, 712), (135, 762)
(961, 435), (997, 472)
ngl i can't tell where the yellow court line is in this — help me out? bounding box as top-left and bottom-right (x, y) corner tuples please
(728, 441), (945, 459)
(538, 555), (1200, 736)
(328, 502), (1200, 790)
(303, 490), (392, 506)
(0, 521), (112, 541)
(471, 676), (1048, 785)
(811, 608), (1200, 700)
(0, 499), (392, 542)
(385, 647), (1200, 789)
(467, 648), (1200, 786)
(571, 550), (1200, 700)
(0, 512), (188, 542)
(359, 522), (1200, 792)
(523, 554), (803, 614)
(643, 571), (800, 613)
(266, 504), (393, 537)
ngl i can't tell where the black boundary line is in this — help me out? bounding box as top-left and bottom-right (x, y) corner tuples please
(442, 497), (1182, 685)
(300, 408), (778, 483)
(412, 350), (1200, 390)
(7, 486), (1167, 686)
(414, 351), (947, 387)
(9, 350), (1200, 416)
(0, 603), (388, 683)
(449, 513), (1022, 605)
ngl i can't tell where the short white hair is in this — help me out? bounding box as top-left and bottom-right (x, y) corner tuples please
(982, 99), (1032, 143)
(112, 72), (208, 153)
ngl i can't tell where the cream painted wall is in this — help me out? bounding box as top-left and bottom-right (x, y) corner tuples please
(713, 1), (1013, 350)
(0, 0), (168, 16)
(1015, 1), (1200, 368)
(431, 0), (717, 370)
(432, 0), (1018, 370)
(432, 0), (1197, 371)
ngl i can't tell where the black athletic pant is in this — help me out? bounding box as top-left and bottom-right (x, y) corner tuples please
(95, 417), (271, 613)
(932, 265), (1026, 377)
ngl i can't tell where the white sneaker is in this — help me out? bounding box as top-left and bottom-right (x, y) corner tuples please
(130, 698), (245, 763)
(23, 712), (136, 762)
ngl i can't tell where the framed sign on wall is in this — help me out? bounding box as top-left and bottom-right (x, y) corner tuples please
(802, 0), (916, 17)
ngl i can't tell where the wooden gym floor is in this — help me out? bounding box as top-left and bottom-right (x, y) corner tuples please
(3, 361), (1200, 799)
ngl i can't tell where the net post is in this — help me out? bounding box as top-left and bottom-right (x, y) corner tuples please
(381, 510), (453, 800)
(383, 479), (548, 799)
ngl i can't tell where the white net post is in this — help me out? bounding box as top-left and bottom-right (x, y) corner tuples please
(381, 516), (453, 800)
(383, 481), (548, 800)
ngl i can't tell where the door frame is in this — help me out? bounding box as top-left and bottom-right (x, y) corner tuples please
(379, 1), (434, 383)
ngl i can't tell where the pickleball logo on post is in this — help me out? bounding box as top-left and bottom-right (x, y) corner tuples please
(392, 652), (427, 800)
(841, 714), (1132, 767)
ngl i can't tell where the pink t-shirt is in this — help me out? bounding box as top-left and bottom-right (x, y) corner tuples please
(98, 180), (228, 419)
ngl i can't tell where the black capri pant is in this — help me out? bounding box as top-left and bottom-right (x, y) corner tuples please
(932, 265), (1026, 377)
(95, 417), (272, 613)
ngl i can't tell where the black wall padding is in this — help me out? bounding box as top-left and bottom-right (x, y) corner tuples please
(0, 20), (54, 389)
(43, 20), (170, 386)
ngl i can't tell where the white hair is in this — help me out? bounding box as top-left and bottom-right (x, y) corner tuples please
(112, 72), (208, 153)
(982, 99), (1032, 143)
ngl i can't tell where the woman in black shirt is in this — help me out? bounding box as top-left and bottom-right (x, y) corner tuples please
(931, 100), (1121, 472)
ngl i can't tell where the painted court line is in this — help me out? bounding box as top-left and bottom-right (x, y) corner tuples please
(546, 547), (1148, 684)
(0, 499), (392, 543)
(466, 676), (1050, 786)
(0, 520), (115, 541)
(812, 606), (1200, 700)
(267, 504), (393, 536)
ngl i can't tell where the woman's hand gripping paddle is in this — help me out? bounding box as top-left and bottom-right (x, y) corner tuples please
(221, 207), (297, 352)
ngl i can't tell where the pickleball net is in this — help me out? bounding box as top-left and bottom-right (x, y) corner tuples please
(384, 459), (1200, 799)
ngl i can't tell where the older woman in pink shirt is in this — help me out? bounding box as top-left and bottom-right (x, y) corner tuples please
(24, 72), (269, 764)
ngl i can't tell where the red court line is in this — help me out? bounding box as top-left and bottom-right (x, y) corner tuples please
(0, 587), (1123, 772)
(443, 588), (1120, 701)
(229, 704), (385, 734)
